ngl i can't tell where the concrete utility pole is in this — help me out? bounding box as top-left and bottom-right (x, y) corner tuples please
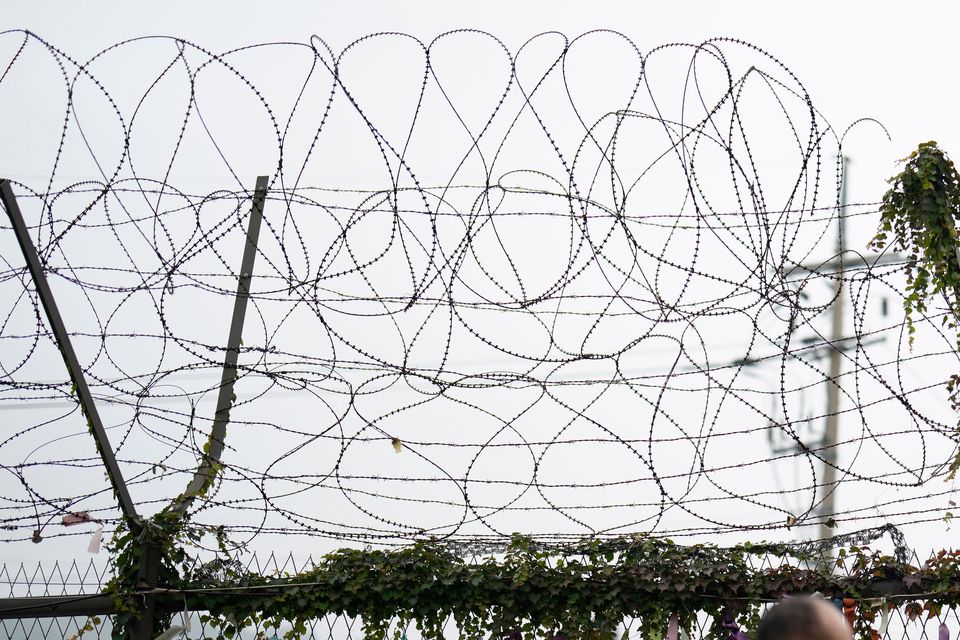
(818, 155), (847, 541)
(774, 158), (889, 540)
(778, 157), (905, 540)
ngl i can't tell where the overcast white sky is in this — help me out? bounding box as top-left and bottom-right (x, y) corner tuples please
(2, 1), (960, 564)
(3, 0), (959, 204)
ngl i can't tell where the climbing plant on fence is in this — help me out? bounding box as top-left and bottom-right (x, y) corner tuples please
(869, 141), (960, 475)
(101, 530), (960, 640)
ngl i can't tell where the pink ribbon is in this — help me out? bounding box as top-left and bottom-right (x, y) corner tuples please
(62, 512), (92, 526)
(667, 614), (678, 640)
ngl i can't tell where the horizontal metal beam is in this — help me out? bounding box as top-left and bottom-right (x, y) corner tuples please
(0, 593), (184, 619)
(0, 577), (927, 620)
(0, 595), (118, 619)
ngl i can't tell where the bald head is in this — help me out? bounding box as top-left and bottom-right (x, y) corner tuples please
(757, 597), (852, 640)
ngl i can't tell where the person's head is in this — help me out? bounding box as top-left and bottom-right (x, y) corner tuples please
(757, 597), (852, 640)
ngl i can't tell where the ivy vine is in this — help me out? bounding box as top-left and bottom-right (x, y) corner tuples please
(101, 534), (960, 640)
(104, 369), (238, 638)
(103, 515), (204, 639)
(869, 140), (960, 476)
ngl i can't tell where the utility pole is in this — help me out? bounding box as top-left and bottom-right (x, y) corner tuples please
(818, 155), (847, 541)
(773, 158), (873, 540)
(778, 157), (906, 541)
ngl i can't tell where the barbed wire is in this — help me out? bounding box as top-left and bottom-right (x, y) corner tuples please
(0, 30), (957, 552)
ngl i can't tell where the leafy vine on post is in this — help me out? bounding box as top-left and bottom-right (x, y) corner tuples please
(104, 402), (236, 640)
(869, 141), (960, 477)
(105, 427), (233, 639)
(105, 174), (269, 640)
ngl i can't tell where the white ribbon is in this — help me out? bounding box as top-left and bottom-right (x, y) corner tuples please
(877, 606), (891, 638)
(153, 626), (185, 640)
(183, 598), (192, 633)
(87, 526), (103, 554)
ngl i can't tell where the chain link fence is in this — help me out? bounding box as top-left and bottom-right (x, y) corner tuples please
(1, 551), (958, 640)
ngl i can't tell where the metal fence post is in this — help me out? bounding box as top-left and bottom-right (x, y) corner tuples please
(168, 175), (269, 517)
(0, 179), (139, 523)
(128, 541), (162, 640)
